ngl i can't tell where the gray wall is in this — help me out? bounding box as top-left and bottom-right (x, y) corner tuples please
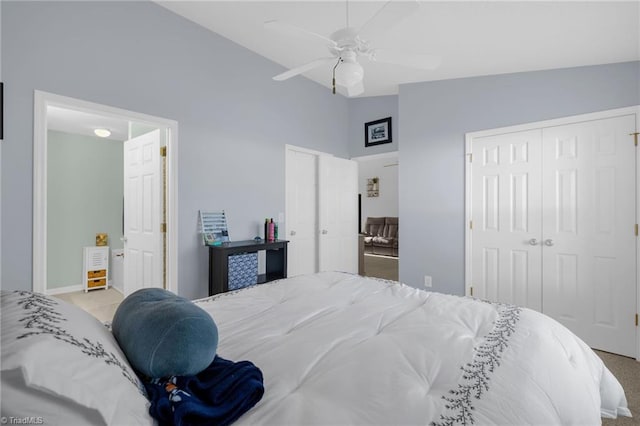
(47, 130), (124, 289)
(348, 95), (398, 158)
(399, 61), (640, 295)
(2, 1), (349, 300)
(4, 1), (638, 300)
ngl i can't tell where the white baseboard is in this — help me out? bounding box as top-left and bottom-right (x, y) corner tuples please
(46, 281), (123, 296)
(46, 284), (83, 295)
(364, 253), (399, 259)
(110, 283), (123, 295)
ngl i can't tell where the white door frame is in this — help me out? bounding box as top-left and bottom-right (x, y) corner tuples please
(285, 144), (334, 158)
(465, 105), (640, 361)
(33, 90), (179, 295)
(351, 150), (399, 227)
(636, 105), (640, 362)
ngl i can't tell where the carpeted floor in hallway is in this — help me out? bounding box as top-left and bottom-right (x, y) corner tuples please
(363, 253), (399, 281)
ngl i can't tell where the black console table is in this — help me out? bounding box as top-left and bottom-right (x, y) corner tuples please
(208, 239), (288, 296)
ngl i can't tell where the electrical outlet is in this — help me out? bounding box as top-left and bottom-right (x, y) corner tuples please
(424, 275), (432, 288)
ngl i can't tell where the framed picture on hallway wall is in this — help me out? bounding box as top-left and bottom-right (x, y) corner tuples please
(365, 117), (392, 147)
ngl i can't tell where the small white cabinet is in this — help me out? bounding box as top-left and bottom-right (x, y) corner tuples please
(83, 246), (109, 292)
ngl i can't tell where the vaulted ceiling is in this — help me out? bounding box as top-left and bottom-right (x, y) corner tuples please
(157, 1), (640, 97)
(47, 1), (640, 134)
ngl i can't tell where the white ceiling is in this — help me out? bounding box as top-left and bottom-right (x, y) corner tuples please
(47, 106), (129, 141)
(157, 1), (640, 97)
(47, 1), (640, 133)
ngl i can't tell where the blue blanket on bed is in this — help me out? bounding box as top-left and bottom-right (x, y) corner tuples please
(144, 356), (264, 426)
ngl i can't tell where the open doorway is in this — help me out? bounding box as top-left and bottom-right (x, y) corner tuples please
(32, 91), (179, 305)
(353, 151), (398, 281)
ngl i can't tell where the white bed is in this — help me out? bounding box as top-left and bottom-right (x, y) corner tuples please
(198, 271), (631, 425)
(1, 271), (632, 425)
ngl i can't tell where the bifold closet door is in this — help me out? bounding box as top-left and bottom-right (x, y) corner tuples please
(285, 149), (319, 277)
(541, 114), (636, 357)
(471, 113), (637, 357)
(286, 149), (359, 277)
(470, 129), (543, 310)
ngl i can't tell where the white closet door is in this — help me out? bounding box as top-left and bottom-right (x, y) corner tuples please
(541, 114), (636, 357)
(285, 149), (319, 277)
(318, 156), (359, 273)
(470, 129), (543, 310)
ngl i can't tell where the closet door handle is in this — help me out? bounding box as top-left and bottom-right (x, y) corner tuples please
(290, 230), (296, 236)
(544, 239), (554, 246)
(321, 229), (328, 235)
(528, 238), (538, 246)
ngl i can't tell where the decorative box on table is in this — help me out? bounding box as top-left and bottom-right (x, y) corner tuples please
(227, 252), (258, 290)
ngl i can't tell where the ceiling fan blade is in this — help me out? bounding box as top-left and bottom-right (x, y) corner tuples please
(273, 57), (336, 81)
(357, 0), (420, 42)
(264, 20), (337, 47)
(371, 49), (441, 70)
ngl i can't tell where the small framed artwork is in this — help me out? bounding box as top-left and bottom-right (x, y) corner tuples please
(367, 177), (379, 197)
(95, 233), (108, 246)
(365, 117), (392, 147)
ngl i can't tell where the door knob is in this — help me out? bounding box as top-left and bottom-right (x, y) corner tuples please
(528, 238), (538, 246)
(121, 236), (128, 243)
(321, 229), (328, 235)
(544, 239), (554, 246)
(290, 230), (296, 236)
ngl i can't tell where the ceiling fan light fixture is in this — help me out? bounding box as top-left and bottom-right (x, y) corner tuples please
(94, 128), (111, 138)
(335, 60), (363, 87)
(267, 1), (435, 95)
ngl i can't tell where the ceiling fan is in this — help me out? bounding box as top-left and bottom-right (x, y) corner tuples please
(265, 0), (441, 97)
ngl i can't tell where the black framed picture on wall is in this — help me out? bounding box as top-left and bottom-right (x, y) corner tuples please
(364, 117), (392, 147)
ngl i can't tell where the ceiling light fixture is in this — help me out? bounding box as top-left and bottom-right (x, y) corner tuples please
(335, 51), (363, 88)
(332, 50), (364, 95)
(94, 128), (111, 138)
(335, 61), (364, 87)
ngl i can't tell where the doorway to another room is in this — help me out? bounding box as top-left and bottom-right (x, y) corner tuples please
(354, 152), (399, 281)
(33, 91), (179, 320)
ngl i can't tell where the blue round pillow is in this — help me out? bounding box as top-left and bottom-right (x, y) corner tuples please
(112, 288), (218, 378)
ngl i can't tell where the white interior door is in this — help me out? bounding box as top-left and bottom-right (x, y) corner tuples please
(471, 129), (543, 310)
(318, 155), (358, 273)
(285, 148), (319, 277)
(123, 129), (164, 296)
(541, 115), (636, 357)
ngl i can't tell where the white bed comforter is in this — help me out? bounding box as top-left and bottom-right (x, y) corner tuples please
(196, 272), (631, 425)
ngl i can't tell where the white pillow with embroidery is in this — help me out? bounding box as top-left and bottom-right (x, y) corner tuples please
(0, 291), (152, 426)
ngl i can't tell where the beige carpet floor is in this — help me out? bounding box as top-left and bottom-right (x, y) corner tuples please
(599, 350), (640, 425)
(54, 287), (123, 323)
